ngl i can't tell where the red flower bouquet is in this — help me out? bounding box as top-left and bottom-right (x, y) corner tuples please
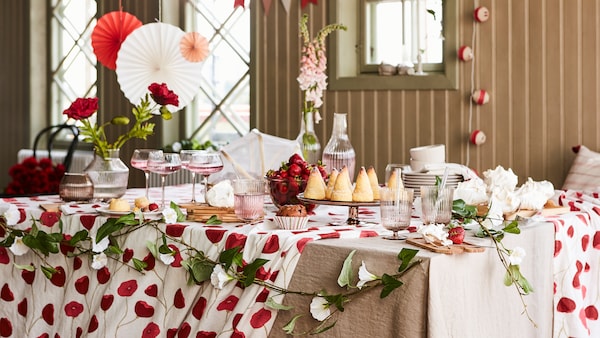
(63, 82), (179, 158)
(5, 157), (66, 195)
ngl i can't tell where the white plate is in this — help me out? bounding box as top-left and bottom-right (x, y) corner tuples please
(96, 206), (162, 218)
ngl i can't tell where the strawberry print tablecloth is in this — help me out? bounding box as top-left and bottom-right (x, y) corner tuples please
(554, 190), (600, 337)
(0, 185), (380, 338)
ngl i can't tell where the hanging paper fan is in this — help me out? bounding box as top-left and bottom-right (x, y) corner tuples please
(91, 11), (142, 70)
(116, 23), (204, 111)
(180, 32), (209, 63)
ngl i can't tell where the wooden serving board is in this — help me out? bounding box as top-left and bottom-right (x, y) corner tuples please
(179, 203), (241, 223)
(406, 237), (485, 254)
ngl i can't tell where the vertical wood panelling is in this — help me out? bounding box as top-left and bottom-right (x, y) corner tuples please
(254, 0), (600, 186)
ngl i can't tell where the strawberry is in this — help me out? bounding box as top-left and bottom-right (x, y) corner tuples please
(148, 203), (159, 211)
(288, 163), (302, 177)
(288, 153), (305, 167)
(447, 226), (465, 244)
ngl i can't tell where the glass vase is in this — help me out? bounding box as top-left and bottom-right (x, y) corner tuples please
(322, 112), (356, 179)
(84, 148), (129, 201)
(296, 111), (321, 164)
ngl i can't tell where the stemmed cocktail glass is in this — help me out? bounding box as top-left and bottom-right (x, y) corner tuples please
(147, 151), (182, 208)
(180, 149), (205, 203)
(131, 149), (161, 198)
(187, 151), (224, 203)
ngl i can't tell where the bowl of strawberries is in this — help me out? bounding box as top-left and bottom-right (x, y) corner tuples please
(266, 153), (327, 213)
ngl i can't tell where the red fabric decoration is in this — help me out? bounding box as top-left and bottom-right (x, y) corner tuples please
(262, 0), (273, 15)
(91, 11), (142, 70)
(301, 0), (318, 9)
(234, 0), (245, 9)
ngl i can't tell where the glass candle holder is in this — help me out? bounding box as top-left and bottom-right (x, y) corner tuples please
(59, 173), (94, 202)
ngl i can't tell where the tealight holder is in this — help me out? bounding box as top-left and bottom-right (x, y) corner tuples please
(59, 173), (94, 202)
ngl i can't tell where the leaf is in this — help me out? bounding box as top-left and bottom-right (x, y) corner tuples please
(242, 258), (269, 287)
(106, 245), (123, 255)
(68, 230), (89, 245)
(170, 201), (187, 222)
(13, 263), (35, 271)
(313, 319), (337, 334)
(22, 232), (59, 255)
(96, 218), (123, 243)
(206, 215), (222, 225)
(282, 314), (303, 334)
(266, 297), (294, 311)
(503, 220), (521, 234)
(323, 294), (347, 312)
(132, 258), (147, 271)
(146, 241), (159, 258)
(41, 265), (56, 280)
(427, 9), (436, 20)
(337, 250), (356, 288)
(188, 260), (214, 284)
(397, 248), (418, 272)
(219, 247), (243, 270)
(380, 273), (403, 298)
(518, 275), (534, 294)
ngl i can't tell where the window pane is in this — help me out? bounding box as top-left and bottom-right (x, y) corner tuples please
(50, 0), (97, 124)
(364, 0), (443, 67)
(185, 1), (251, 147)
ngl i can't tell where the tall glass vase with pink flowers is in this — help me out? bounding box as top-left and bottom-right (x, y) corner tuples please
(296, 14), (346, 164)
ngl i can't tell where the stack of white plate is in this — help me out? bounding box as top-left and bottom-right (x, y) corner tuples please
(402, 172), (463, 197)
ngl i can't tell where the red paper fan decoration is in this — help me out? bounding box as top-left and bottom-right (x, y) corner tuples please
(179, 32), (210, 63)
(91, 11), (142, 70)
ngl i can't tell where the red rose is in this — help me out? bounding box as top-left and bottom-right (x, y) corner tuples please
(148, 83), (179, 107)
(63, 97), (98, 120)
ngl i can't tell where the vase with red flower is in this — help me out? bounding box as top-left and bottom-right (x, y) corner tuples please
(63, 82), (180, 200)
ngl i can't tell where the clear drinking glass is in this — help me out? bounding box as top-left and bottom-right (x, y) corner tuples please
(147, 151), (182, 208)
(131, 149), (160, 198)
(180, 149), (206, 203)
(379, 187), (414, 240)
(233, 179), (266, 222)
(187, 151), (224, 203)
(420, 186), (455, 225)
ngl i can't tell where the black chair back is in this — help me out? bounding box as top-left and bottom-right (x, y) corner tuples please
(32, 124), (80, 171)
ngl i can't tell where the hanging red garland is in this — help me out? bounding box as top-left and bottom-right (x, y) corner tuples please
(301, 0), (318, 9)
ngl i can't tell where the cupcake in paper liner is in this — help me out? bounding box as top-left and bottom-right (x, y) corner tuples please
(274, 215), (309, 230)
(275, 204), (309, 230)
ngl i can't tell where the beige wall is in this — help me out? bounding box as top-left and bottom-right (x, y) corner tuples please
(253, 0), (600, 187)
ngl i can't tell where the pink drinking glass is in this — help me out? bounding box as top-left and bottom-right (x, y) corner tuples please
(180, 149), (206, 203)
(147, 151), (182, 208)
(187, 151), (224, 203)
(131, 149), (161, 198)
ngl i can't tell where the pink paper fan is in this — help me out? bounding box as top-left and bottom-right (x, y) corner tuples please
(92, 11), (142, 70)
(180, 32), (210, 63)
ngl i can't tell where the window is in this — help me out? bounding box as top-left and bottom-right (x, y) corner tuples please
(362, 0), (443, 72)
(49, 0), (97, 125)
(328, 0), (458, 90)
(184, 1), (251, 147)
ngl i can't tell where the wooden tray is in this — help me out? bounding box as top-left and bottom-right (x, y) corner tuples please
(406, 237), (485, 254)
(179, 203), (241, 223)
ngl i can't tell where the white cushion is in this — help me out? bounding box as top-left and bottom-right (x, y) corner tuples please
(562, 145), (600, 191)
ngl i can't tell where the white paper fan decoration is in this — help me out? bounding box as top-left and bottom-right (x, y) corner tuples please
(116, 22), (203, 111)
